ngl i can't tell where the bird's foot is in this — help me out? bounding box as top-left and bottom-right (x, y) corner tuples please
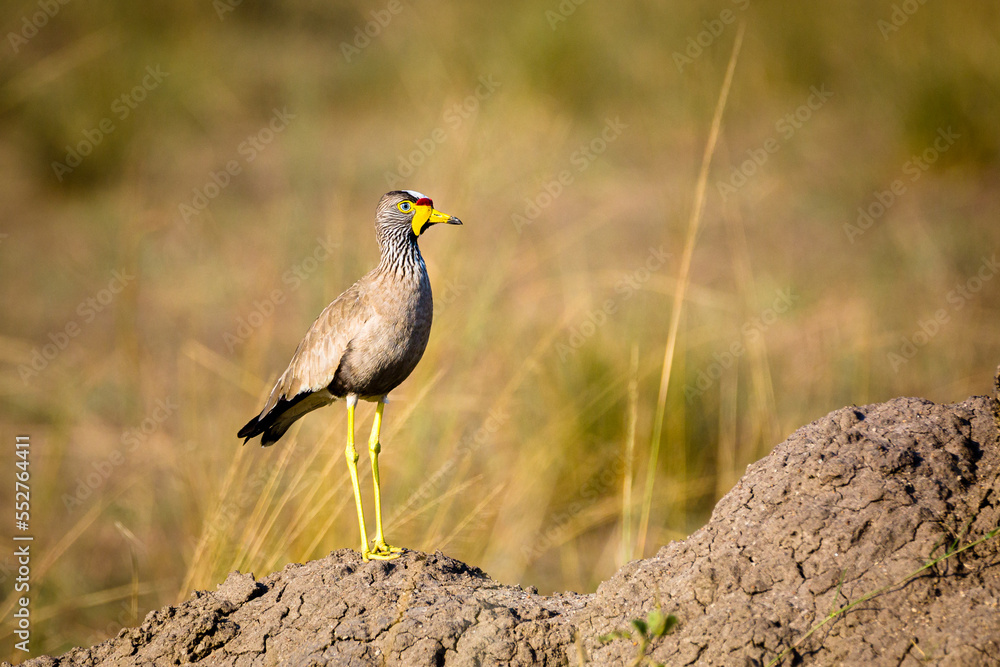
(362, 540), (404, 561)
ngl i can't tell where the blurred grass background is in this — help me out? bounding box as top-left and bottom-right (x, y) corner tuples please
(1, 0), (999, 658)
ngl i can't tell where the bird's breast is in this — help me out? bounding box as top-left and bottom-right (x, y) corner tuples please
(333, 265), (434, 397)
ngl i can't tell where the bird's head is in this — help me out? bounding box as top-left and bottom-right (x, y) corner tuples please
(377, 190), (463, 238)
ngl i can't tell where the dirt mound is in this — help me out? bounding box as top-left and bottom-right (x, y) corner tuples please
(13, 379), (1000, 666)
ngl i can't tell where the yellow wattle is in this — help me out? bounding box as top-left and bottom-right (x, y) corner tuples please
(411, 205), (432, 236)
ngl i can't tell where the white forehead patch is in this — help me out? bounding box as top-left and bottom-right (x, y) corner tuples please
(403, 189), (428, 200)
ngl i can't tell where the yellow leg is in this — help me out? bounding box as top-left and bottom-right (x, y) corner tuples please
(344, 395), (371, 559)
(367, 398), (403, 560)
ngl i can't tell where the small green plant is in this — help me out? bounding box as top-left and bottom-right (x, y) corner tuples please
(598, 605), (679, 667)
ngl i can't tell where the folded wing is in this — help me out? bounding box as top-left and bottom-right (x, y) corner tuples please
(238, 281), (373, 446)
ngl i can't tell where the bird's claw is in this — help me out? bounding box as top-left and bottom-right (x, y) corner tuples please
(362, 541), (404, 561)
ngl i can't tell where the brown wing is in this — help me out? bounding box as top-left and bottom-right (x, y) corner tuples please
(262, 282), (373, 414)
(239, 279), (374, 445)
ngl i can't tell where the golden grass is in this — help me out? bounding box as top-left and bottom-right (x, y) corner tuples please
(2, 0), (999, 658)
(638, 21), (745, 557)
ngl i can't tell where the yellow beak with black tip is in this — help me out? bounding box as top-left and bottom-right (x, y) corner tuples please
(412, 203), (463, 236)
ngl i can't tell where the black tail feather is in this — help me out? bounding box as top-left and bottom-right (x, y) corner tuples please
(237, 413), (266, 443)
(238, 391), (334, 447)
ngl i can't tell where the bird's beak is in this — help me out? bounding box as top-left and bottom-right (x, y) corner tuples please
(429, 208), (463, 225)
(413, 205), (462, 236)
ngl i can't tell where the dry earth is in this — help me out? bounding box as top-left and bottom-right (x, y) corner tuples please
(11, 372), (1000, 666)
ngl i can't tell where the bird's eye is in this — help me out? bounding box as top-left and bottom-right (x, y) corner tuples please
(397, 201), (413, 213)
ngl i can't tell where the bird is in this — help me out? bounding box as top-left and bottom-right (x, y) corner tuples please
(238, 190), (462, 560)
